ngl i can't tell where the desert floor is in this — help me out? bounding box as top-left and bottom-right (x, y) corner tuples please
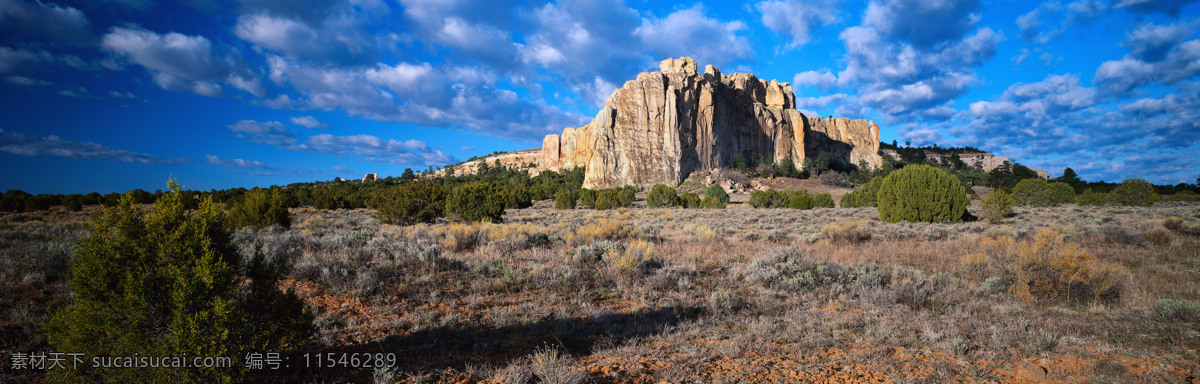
(2, 197), (1199, 383)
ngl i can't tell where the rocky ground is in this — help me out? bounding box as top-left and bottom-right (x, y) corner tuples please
(2, 199), (1199, 383)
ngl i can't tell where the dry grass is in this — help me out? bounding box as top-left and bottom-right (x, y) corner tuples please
(3, 202), (1200, 383)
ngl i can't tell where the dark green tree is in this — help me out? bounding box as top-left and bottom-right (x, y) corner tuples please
(1112, 178), (1160, 207)
(445, 182), (506, 222)
(814, 152), (831, 176)
(877, 164), (968, 223)
(227, 188), (292, 228)
(579, 189), (597, 209)
(839, 176), (884, 208)
(704, 184), (730, 206)
(647, 184), (680, 208)
(555, 190), (576, 209)
(370, 181), (447, 225)
(679, 192), (701, 208)
(46, 179), (314, 383)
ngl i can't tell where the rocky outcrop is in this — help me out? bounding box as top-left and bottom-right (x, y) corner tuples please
(537, 57), (882, 189)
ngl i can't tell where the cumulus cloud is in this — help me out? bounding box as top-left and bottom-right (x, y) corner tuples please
(836, 18), (1000, 119)
(1126, 22), (1195, 62)
(0, 46), (93, 74)
(756, 0), (840, 49)
(398, 0), (519, 69)
(962, 75), (1200, 183)
(0, 129), (186, 165)
(863, 0), (980, 48)
(101, 26), (236, 97)
(304, 134), (455, 165)
(233, 8), (388, 65)
(1094, 27), (1200, 94)
(265, 55), (588, 140)
(0, 0), (96, 44)
(1017, 0), (1109, 44)
(793, 70), (837, 90)
(101, 26), (266, 97)
(633, 5), (754, 70)
(289, 115), (328, 129)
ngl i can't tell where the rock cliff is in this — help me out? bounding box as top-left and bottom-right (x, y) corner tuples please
(539, 57), (881, 189)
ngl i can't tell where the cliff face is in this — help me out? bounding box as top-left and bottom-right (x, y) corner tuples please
(539, 57), (881, 189)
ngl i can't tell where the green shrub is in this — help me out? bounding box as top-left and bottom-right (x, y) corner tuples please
(370, 181), (446, 225)
(502, 185), (534, 209)
(647, 184), (679, 208)
(749, 189), (789, 208)
(1011, 179), (1076, 206)
(1154, 299), (1200, 322)
(595, 189), (616, 210)
(839, 176), (883, 208)
(877, 164), (968, 223)
(579, 189), (597, 209)
(980, 188), (1014, 224)
(555, 190), (576, 209)
(704, 184), (730, 205)
(1078, 188), (1114, 206)
(1049, 182), (1076, 204)
(679, 192), (701, 208)
(228, 188), (292, 228)
(616, 188), (636, 208)
(812, 193), (835, 208)
(700, 195), (726, 209)
(776, 157), (799, 178)
(63, 196), (84, 212)
(47, 179), (313, 383)
(1112, 178), (1160, 206)
(445, 182), (506, 223)
(1166, 190), (1200, 201)
(787, 189), (814, 210)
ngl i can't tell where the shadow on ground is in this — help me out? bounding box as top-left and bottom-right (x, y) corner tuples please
(285, 305), (703, 382)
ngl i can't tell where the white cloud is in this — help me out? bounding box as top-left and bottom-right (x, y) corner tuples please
(1095, 37), (1200, 94)
(5, 75), (51, 86)
(0, 128), (186, 165)
(227, 120), (300, 147)
(1017, 0), (1110, 44)
(962, 75), (1200, 183)
(0, 0), (95, 44)
(863, 0), (980, 48)
(836, 18), (1000, 119)
(1115, 0), (1195, 16)
(265, 55), (588, 140)
(289, 115), (328, 129)
(756, 0), (840, 49)
(228, 121), (457, 166)
(204, 154), (277, 170)
(792, 70), (837, 90)
(633, 5), (754, 69)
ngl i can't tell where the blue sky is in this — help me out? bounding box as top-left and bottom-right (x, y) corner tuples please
(1, 0), (1197, 194)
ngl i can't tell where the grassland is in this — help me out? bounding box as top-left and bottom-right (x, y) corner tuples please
(2, 197), (1199, 383)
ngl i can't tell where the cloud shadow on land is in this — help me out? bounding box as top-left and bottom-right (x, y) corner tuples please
(294, 305), (703, 382)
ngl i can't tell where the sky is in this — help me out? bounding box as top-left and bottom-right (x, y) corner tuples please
(0, 0), (1197, 194)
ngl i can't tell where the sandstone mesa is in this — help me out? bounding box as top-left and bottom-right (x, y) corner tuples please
(451, 57), (885, 189)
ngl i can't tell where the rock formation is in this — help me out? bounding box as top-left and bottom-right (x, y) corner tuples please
(538, 57), (881, 189)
